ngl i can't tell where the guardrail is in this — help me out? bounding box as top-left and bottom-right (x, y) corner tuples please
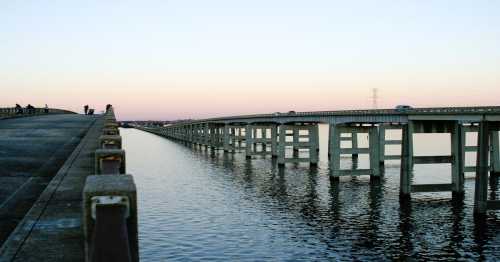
(82, 107), (139, 262)
(150, 106), (500, 127)
(0, 107), (75, 119)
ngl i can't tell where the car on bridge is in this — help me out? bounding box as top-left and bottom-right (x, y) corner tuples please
(395, 105), (413, 112)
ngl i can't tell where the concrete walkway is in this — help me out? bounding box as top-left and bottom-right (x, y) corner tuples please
(0, 115), (97, 249)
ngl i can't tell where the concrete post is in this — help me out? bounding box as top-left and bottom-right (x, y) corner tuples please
(329, 124), (341, 180)
(83, 175), (138, 262)
(293, 127), (299, 157)
(99, 135), (122, 149)
(490, 131), (500, 176)
(474, 121), (490, 214)
(245, 124), (253, 159)
(271, 125), (278, 158)
(400, 121), (414, 197)
(369, 127), (381, 179)
(451, 122), (465, 195)
(310, 125), (319, 166)
(261, 128), (267, 152)
(253, 127), (258, 150)
(351, 131), (359, 159)
(238, 128), (243, 148)
(204, 124), (209, 149)
(95, 149), (126, 175)
(223, 124), (230, 152)
(278, 125), (286, 166)
(328, 125), (332, 157)
(378, 125), (386, 166)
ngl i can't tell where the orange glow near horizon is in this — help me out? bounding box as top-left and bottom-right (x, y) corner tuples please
(1, 71), (499, 120)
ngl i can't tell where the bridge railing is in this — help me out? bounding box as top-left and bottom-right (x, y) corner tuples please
(83, 106), (139, 262)
(0, 107), (75, 119)
(155, 106), (500, 127)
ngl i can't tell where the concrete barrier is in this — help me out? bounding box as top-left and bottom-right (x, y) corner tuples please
(83, 175), (138, 262)
(82, 106), (139, 261)
(103, 127), (120, 136)
(99, 135), (122, 149)
(95, 148), (126, 175)
(0, 107), (75, 119)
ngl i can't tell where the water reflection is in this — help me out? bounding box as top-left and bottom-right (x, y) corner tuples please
(122, 129), (500, 261)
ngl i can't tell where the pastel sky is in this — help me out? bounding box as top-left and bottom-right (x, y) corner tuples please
(1, 1), (499, 120)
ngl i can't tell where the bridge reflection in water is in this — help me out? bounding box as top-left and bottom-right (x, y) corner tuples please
(122, 127), (499, 261)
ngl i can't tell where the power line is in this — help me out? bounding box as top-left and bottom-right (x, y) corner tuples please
(371, 88), (378, 109)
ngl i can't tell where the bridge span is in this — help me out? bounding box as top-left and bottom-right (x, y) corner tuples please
(136, 106), (500, 215)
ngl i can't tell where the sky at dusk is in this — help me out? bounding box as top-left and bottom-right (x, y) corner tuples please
(1, 0), (499, 120)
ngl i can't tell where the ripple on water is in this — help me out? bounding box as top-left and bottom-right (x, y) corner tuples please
(122, 128), (500, 261)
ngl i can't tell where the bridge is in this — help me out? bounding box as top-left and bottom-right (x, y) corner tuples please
(136, 106), (500, 215)
(0, 107), (137, 262)
(0, 105), (499, 261)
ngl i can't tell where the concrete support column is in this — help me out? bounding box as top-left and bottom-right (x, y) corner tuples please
(329, 124), (341, 180)
(204, 124), (209, 149)
(369, 127), (381, 179)
(400, 121), (414, 197)
(451, 122), (465, 195)
(253, 128), (258, 150)
(278, 125), (286, 166)
(271, 125), (278, 158)
(378, 126), (386, 166)
(261, 128), (267, 152)
(223, 124), (230, 152)
(310, 125), (319, 166)
(474, 121), (490, 214)
(238, 128), (243, 148)
(328, 125), (332, 157)
(245, 124), (253, 159)
(293, 127), (299, 157)
(351, 131), (359, 159)
(490, 131), (500, 176)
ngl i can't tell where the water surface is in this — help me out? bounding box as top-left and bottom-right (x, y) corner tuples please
(122, 126), (500, 261)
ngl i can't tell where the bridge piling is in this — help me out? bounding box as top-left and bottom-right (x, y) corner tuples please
(329, 124), (341, 181)
(490, 131), (500, 176)
(245, 124), (253, 159)
(400, 121), (414, 198)
(329, 125), (381, 180)
(452, 122), (465, 196)
(351, 130), (359, 160)
(277, 124), (318, 166)
(474, 121), (490, 214)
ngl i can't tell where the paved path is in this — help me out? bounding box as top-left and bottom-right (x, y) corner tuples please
(0, 114), (96, 247)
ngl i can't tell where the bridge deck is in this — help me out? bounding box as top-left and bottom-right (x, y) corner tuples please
(0, 115), (96, 249)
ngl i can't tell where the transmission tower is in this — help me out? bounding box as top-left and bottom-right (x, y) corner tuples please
(371, 88), (378, 109)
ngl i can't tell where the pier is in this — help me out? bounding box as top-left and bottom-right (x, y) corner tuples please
(0, 107), (138, 262)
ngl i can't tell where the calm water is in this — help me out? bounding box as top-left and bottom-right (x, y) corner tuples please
(121, 126), (500, 261)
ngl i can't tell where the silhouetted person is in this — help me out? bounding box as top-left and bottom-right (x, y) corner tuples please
(26, 104), (35, 114)
(84, 105), (89, 115)
(106, 104), (112, 112)
(15, 104), (22, 114)
(44, 104), (49, 113)
(88, 109), (95, 115)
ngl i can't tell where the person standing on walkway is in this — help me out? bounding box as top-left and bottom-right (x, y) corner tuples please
(15, 104), (22, 114)
(84, 105), (89, 115)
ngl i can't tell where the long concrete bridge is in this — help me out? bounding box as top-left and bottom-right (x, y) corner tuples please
(0, 107), (137, 262)
(136, 106), (500, 215)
